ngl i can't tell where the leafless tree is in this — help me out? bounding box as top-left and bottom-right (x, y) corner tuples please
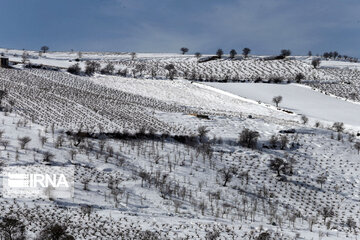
(316, 175), (327, 189)
(301, 115), (308, 124)
(319, 206), (334, 224)
(198, 126), (209, 142)
(165, 64), (177, 80)
(1, 140), (9, 150)
(295, 73), (305, 83)
(43, 151), (55, 162)
(281, 49), (291, 57)
(272, 96), (282, 107)
(229, 49), (237, 59)
(41, 46), (49, 53)
(216, 49), (224, 58)
(18, 136), (31, 149)
(180, 47), (189, 55)
(85, 61), (101, 76)
(332, 122), (344, 132)
(219, 166), (237, 186)
(67, 63), (81, 75)
(82, 178), (90, 190)
(269, 158), (289, 177)
(243, 48), (251, 58)
(311, 58), (321, 69)
(239, 128), (259, 149)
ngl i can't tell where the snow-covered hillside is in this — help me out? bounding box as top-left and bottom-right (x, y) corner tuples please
(204, 82), (360, 130)
(0, 49), (360, 239)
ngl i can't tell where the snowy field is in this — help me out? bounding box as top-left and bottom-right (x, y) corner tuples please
(1, 48), (360, 239)
(205, 82), (360, 129)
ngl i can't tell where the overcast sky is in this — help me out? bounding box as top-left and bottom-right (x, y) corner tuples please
(1, 0), (359, 56)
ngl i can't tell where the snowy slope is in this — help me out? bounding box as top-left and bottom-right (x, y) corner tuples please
(204, 82), (360, 130)
(1, 48), (360, 239)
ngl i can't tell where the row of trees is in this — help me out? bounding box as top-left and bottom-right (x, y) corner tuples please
(307, 50), (358, 63)
(182, 48), (292, 58)
(180, 47), (251, 59)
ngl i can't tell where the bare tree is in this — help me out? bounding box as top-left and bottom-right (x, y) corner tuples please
(239, 128), (259, 149)
(319, 206), (334, 224)
(40, 46), (49, 53)
(295, 73), (305, 83)
(216, 49), (224, 58)
(316, 175), (327, 189)
(164, 64), (177, 80)
(198, 126), (209, 142)
(243, 48), (251, 58)
(332, 122), (344, 132)
(194, 52), (202, 59)
(180, 47), (189, 55)
(269, 158), (289, 177)
(130, 52), (136, 60)
(219, 166), (237, 186)
(1, 140), (9, 150)
(272, 96), (282, 107)
(280, 49), (291, 57)
(311, 58), (321, 69)
(82, 178), (90, 190)
(67, 63), (81, 75)
(18, 136), (31, 149)
(43, 151), (55, 162)
(229, 49), (237, 59)
(301, 115), (308, 124)
(85, 61), (101, 76)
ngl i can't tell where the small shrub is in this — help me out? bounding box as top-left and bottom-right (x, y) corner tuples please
(67, 63), (81, 75)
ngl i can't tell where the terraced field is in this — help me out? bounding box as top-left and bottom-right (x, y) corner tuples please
(0, 68), (194, 134)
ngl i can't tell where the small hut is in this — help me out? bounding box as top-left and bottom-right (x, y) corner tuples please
(0, 57), (9, 68)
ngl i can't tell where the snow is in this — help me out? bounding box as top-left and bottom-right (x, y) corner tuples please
(204, 82), (360, 130)
(1, 48), (360, 239)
